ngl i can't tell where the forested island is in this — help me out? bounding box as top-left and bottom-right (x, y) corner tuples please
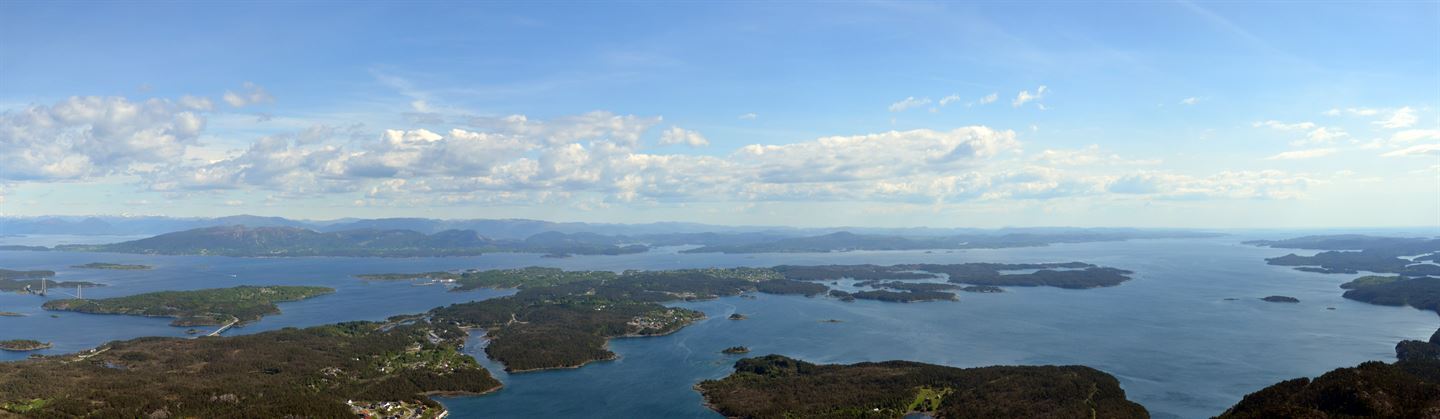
(0, 321), (500, 417)
(0, 340), (51, 352)
(1249, 235), (1440, 276)
(695, 355), (1149, 418)
(42, 286), (334, 326)
(71, 263), (151, 270)
(773, 262), (1134, 289)
(1217, 327), (1440, 418)
(0, 268), (104, 293)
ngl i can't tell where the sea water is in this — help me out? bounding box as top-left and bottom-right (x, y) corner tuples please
(1, 236), (1435, 418)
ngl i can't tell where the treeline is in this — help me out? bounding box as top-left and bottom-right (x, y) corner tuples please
(1218, 328), (1440, 418)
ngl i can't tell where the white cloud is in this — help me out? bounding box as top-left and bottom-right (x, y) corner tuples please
(1012, 85), (1047, 108)
(1391, 129), (1440, 143)
(1253, 120), (1316, 131)
(0, 96), (207, 180)
(179, 95), (214, 111)
(738, 112), (757, 120)
(1264, 148), (1337, 160)
(1381, 143), (1440, 157)
(888, 96), (932, 112)
(977, 93), (998, 105)
(658, 126), (710, 147)
(939, 94), (961, 106)
(222, 82), (274, 108)
(1375, 106), (1417, 129)
(1179, 97), (1200, 105)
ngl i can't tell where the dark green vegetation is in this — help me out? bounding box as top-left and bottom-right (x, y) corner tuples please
(1394, 327), (1440, 362)
(1339, 275), (1401, 289)
(1217, 329), (1440, 418)
(683, 230), (1218, 254)
(427, 268), (782, 372)
(722, 346), (751, 354)
(851, 290), (958, 303)
(1339, 276), (1440, 316)
(754, 279), (828, 296)
(728, 313), (747, 320)
(1249, 235), (1440, 276)
(42, 286), (335, 326)
(960, 285), (1004, 293)
(0, 340), (51, 351)
(0, 269), (103, 293)
(775, 262), (1134, 289)
(696, 355), (1149, 418)
(71, 263), (151, 270)
(0, 321), (500, 417)
(54, 225), (649, 257)
(1261, 296), (1299, 303)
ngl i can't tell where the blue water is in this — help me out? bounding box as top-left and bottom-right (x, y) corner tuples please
(2, 236), (1436, 418)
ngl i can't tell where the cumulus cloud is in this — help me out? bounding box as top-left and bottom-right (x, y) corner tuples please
(1179, 97), (1200, 105)
(1012, 85), (1047, 108)
(977, 93), (998, 105)
(1381, 143), (1440, 157)
(0, 96), (206, 180)
(888, 96), (932, 112)
(1375, 106), (1417, 129)
(1253, 120), (1316, 131)
(657, 127), (710, 147)
(737, 112), (757, 120)
(222, 82), (274, 107)
(1265, 148), (1337, 160)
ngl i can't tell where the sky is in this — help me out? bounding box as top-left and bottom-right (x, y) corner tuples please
(0, 1), (1437, 228)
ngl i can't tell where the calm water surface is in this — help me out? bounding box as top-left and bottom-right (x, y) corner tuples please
(2, 236), (1436, 418)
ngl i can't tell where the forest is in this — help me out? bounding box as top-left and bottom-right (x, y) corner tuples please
(696, 354), (1149, 418)
(0, 321), (500, 417)
(42, 286), (334, 326)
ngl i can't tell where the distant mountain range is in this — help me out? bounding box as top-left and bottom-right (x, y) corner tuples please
(1, 223), (1228, 258)
(0, 214), (1229, 240)
(49, 226), (649, 257)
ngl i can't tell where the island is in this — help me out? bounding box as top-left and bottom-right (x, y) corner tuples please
(0, 311), (24, 317)
(0, 268), (104, 293)
(1247, 235), (1440, 276)
(1260, 295), (1300, 303)
(0, 321), (500, 418)
(960, 285), (1004, 293)
(851, 289), (958, 303)
(721, 346), (750, 354)
(728, 313), (747, 320)
(695, 355), (1149, 418)
(1217, 329), (1440, 418)
(774, 262), (1135, 289)
(51, 225), (650, 257)
(0, 340), (51, 352)
(70, 262), (151, 270)
(41, 285), (335, 326)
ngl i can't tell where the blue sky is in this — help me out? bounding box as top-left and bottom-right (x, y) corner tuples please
(0, 1), (1436, 228)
